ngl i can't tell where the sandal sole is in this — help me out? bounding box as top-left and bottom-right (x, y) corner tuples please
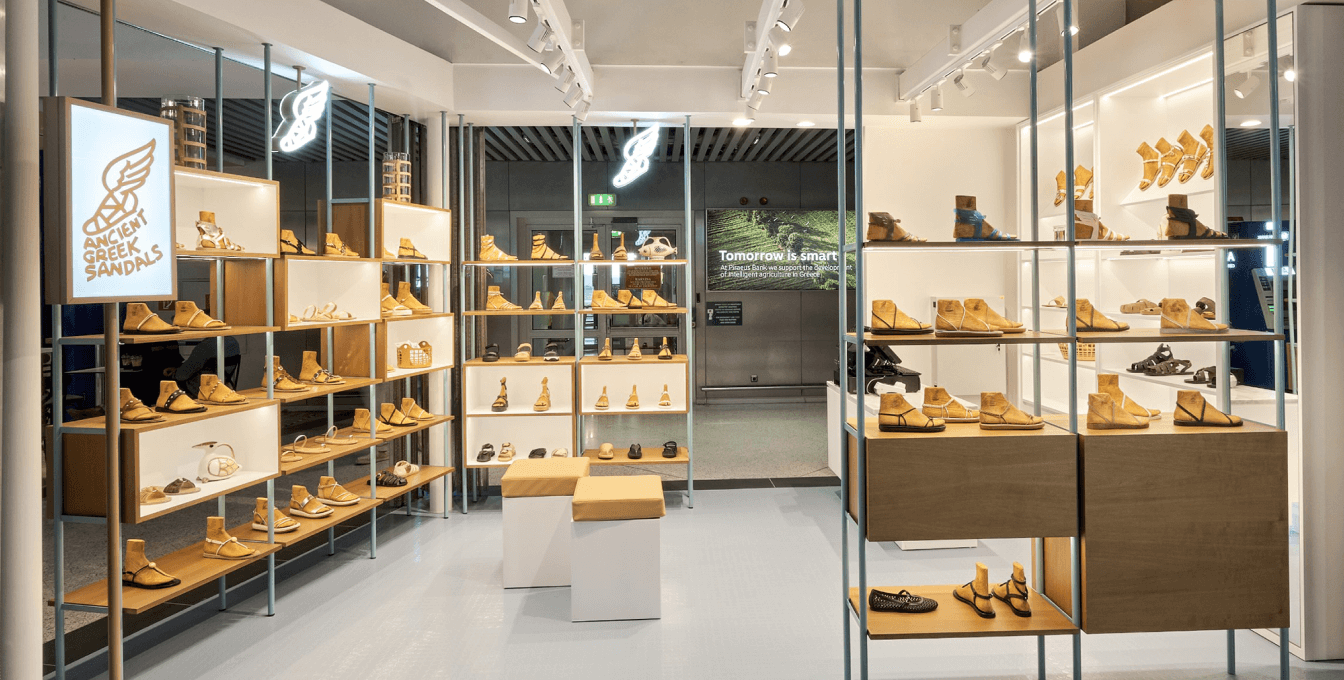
(878, 424), (946, 433)
(1078, 327), (1129, 332)
(202, 554), (253, 560)
(252, 523), (299, 533)
(1160, 328), (1227, 334)
(1174, 420), (1242, 427)
(869, 328), (934, 336)
(318, 498), (359, 506)
(123, 579), (182, 590)
(156, 406), (207, 414)
(979, 423), (1045, 430)
(934, 331), (1003, 337)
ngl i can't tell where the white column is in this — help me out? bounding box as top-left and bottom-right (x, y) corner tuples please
(2, 0), (47, 676)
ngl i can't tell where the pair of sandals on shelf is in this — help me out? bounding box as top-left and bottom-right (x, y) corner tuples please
(1127, 344), (1192, 377)
(482, 342), (559, 363)
(292, 303), (356, 324)
(375, 461), (421, 487)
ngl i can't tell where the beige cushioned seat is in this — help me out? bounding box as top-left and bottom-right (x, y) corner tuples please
(571, 475), (666, 522)
(500, 457), (591, 498)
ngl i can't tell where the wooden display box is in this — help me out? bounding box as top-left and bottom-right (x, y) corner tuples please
(327, 322), (388, 381)
(50, 401), (281, 524)
(1041, 417), (1288, 634)
(846, 419), (1077, 542)
(319, 199), (452, 262)
(272, 257), (382, 330)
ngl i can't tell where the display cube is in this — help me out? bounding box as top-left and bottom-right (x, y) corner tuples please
(846, 419), (1077, 542)
(322, 199), (452, 262)
(1042, 417), (1288, 634)
(501, 457), (591, 588)
(577, 355), (688, 415)
(570, 476), (666, 622)
(173, 168), (279, 256)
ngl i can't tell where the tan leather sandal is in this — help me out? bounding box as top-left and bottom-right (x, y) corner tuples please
(197, 374), (247, 405)
(173, 301), (230, 330)
(156, 380), (207, 414)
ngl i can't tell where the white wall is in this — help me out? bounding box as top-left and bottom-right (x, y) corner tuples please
(860, 120), (1021, 402)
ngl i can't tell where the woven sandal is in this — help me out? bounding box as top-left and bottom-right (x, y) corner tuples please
(869, 589), (939, 614)
(376, 470), (407, 487)
(1145, 358), (1192, 376)
(1128, 344), (1173, 374)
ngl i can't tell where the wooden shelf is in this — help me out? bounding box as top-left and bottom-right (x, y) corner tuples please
(864, 240), (1064, 251)
(579, 307), (688, 315)
(582, 405), (689, 416)
(578, 355), (688, 365)
(463, 309), (575, 317)
(278, 433), (382, 476)
(465, 452), (570, 468)
(851, 418), (1073, 440)
(853, 331), (1071, 347)
(282, 317), (376, 332)
(1059, 328), (1284, 344)
(237, 376), (380, 405)
(228, 496), (384, 547)
(280, 254), (381, 263)
(465, 356), (577, 367)
(847, 586), (1077, 640)
(465, 409), (574, 418)
(136, 470), (281, 524)
(62, 540), (282, 614)
(382, 363), (454, 382)
(580, 259), (688, 266)
(382, 258), (452, 266)
(62, 397), (279, 434)
(342, 465), (454, 502)
(385, 311), (454, 323)
(1062, 412), (1280, 437)
(174, 249), (279, 260)
(368, 414), (454, 443)
(62, 325), (280, 346)
(463, 260), (576, 267)
(582, 446), (688, 466)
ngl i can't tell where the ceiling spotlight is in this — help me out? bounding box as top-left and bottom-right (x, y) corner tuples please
(909, 97), (922, 123)
(508, 0), (528, 24)
(756, 77), (773, 96)
(541, 49), (565, 75)
(776, 0), (805, 32)
(930, 84), (944, 112)
(953, 70), (975, 97)
(748, 91), (764, 108)
(735, 106), (756, 126)
(1241, 119), (1263, 127)
(554, 67), (575, 92)
(797, 120), (815, 127)
(764, 51), (779, 78)
(980, 50), (1006, 81)
(575, 99), (591, 123)
(563, 83), (583, 108)
(769, 26), (793, 56)
(1233, 72), (1260, 99)
(527, 22), (551, 52)
(1056, 1), (1078, 36)
(1004, 28), (1031, 63)
(1280, 56), (1296, 82)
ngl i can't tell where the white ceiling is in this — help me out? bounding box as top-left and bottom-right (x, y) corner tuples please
(320, 0), (994, 68)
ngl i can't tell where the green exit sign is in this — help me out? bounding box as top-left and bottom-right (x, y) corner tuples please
(588, 193), (617, 207)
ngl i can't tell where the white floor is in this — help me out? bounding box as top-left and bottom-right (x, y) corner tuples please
(100, 487), (1341, 680)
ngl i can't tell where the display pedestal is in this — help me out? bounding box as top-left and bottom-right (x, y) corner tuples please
(503, 495), (574, 588)
(1041, 416), (1288, 634)
(571, 518), (661, 622)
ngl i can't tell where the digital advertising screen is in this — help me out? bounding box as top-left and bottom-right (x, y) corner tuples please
(706, 209), (856, 291)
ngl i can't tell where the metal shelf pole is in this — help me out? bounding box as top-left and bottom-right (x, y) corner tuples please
(683, 115), (695, 509)
(834, 0), (850, 672)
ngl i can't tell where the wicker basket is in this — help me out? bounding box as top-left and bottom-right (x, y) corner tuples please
(160, 96), (208, 170)
(1058, 342), (1095, 362)
(396, 341), (432, 369)
(381, 152), (412, 203)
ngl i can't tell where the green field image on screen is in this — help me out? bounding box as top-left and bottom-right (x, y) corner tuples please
(706, 209), (856, 291)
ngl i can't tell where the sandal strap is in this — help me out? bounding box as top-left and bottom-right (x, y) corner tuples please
(165, 389), (189, 407)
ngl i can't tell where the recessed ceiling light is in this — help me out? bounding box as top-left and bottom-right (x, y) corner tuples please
(734, 118), (753, 126)
(797, 121), (815, 127)
(1240, 119), (1263, 127)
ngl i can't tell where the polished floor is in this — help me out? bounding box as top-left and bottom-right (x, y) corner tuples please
(94, 487), (1340, 680)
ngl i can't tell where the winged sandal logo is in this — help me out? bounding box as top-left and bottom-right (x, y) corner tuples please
(272, 79), (330, 153)
(81, 138), (165, 282)
(612, 124), (661, 188)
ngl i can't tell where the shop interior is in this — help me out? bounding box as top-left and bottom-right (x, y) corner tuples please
(2, 0), (1338, 678)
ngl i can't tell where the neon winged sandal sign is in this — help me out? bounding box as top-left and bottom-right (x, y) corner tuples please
(272, 79), (331, 153)
(612, 124), (661, 188)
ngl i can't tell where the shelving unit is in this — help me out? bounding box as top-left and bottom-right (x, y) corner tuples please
(49, 88), (458, 679)
(838, 3), (1289, 679)
(456, 117), (696, 507)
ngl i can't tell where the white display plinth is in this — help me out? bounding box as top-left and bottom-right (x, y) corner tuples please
(502, 495), (574, 588)
(571, 518), (661, 622)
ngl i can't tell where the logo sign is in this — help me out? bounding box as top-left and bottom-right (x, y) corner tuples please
(612, 124), (660, 188)
(44, 98), (177, 304)
(272, 80), (330, 153)
(588, 193), (617, 207)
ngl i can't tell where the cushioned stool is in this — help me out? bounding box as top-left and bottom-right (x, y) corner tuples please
(501, 457), (591, 588)
(570, 475), (666, 621)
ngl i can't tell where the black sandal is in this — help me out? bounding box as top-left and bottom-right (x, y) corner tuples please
(1194, 297), (1216, 319)
(662, 441), (678, 459)
(952, 582), (996, 619)
(1186, 366), (1213, 384)
(992, 576), (1032, 618)
(628, 443), (642, 460)
(476, 444), (495, 463)
(122, 565), (182, 590)
(483, 344), (500, 362)
(376, 470), (406, 487)
(1128, 343), (1173, 374)
(869, 589), (938, 614)
(1145, 358), (1192, 376)
(544, 342), (560, 362)
(528, 447), (546, 459)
